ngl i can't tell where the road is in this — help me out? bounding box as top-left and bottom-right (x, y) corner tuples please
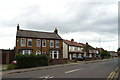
(2, 58), (119, 79)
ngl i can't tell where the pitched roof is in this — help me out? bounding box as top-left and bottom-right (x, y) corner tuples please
(96, 48), (104, 51)
(16, 29), (62, 40)
(64, 40), (83, 47)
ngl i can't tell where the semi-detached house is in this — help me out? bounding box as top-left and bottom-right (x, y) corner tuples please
(63, 39), (84, 60)
(15, 24), (63, 59)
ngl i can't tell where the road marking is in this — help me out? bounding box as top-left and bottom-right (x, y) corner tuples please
(107, 67), (119, 80)
(107, 72), (114, 79)
(65, 69), (80, 74)
(39, 75), (54, 79)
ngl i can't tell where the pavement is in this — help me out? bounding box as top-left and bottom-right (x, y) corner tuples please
(2, 59), (109, 75)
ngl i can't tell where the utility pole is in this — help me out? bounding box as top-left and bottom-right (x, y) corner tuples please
(99, 38), (101, 48)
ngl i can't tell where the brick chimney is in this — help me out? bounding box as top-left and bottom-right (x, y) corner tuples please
(54, 28), (58, 34)
(17, 24), (20, 30)
(71, 39), (74, 42)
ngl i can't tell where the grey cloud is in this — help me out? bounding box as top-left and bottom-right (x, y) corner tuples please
(6, 2), (117, 36)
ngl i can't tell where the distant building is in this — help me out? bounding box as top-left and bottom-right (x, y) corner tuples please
(63, 39), (84, 60)
(82, 42), (98, 58)
(15, 24), (63, 59)
(108, 51), (118, 57)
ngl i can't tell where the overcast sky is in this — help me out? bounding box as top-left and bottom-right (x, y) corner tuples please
(0, 0), (118, 51)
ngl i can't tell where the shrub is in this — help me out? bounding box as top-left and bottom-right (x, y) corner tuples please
(14, 54), (49, 69)
(7, 64), (16, 70)
(69, 60), (77, 63)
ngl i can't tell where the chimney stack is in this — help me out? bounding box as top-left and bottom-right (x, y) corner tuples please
(17, 24), (19, 30)
(54, 28), (58, 34)
(71, 39), (74, 42)
(86, 42), (88, 45)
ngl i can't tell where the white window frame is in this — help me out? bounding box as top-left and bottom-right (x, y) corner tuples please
(27, 39), (32, 47)
(42, 40), (46, 47)
(50, 40), (54, 47)
(50, 50), (59, 59)
(36, 50), (41, 55)
(36, 39), (41, 47)
(22, 50), (31, 55)
(20, 38), (26, 47)
(73, 53), (77, 58)
(55, 41), (59, 48)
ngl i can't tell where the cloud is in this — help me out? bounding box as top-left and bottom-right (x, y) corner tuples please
(0, 0), (118, 51)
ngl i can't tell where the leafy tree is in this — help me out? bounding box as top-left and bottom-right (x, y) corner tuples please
(83, 43), (93, 56)
(101, 50), (110, 58)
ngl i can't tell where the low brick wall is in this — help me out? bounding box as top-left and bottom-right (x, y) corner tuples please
(49, 58), (69, 65)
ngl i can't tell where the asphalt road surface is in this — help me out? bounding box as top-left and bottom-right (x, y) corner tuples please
(2, 58), (119, 79)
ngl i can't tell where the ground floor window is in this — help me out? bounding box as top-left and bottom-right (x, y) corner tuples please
(73, 53), (77, 58)
(89, 54), (92, 57)
(42, 51), (46, 55)
(78, 54), (82, 58)
(50, 50), (59, 59)
(36, 50), (41, 55)
(21, 50), (32, 55)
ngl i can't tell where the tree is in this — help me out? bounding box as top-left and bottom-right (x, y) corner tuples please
(101, 50), (110, 58)
(83, 42), (93, 57)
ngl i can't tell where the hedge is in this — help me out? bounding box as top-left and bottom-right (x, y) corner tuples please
(14, 54), (49, 69)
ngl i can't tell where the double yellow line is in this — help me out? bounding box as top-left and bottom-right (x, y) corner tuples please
(107, 67), (119, 80)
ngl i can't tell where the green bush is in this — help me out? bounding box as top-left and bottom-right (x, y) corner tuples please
(69, 60), (77, 63)
(7, 64), (16, 70)
(14, 54), (49, 69)
(101, 50), (111, 58)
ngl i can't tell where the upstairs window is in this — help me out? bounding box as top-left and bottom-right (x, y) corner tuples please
(55, 41), (59, 48)
(42, 40), (46, 47)
(27, 39), (32, 47)
(36, 39), (41, 47)
(50, 40), (54, 47)
(21, 38), (26, 47)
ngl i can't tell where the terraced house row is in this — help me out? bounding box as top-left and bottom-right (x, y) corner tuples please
(15, 24), (101, 61)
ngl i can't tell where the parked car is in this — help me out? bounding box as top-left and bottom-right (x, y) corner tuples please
(76, 56), (85, 61)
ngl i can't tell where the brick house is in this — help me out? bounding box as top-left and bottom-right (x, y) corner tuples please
(15, 24), (63, 59)
(63, 39), (84, 60)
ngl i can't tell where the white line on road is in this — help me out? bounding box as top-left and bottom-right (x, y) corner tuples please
(39, 75), (54, 79)
(65, 69), (80, 74)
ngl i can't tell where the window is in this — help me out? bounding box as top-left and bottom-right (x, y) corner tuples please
(42, 40), (46, 47)
(22, 50), (32, 55)
(36, 39), (41, 47)
(50, 40), (54, 47)
(21, 38), (26, 46)
(36, 50), (41, 55)
(73, 53), (77, 58)
(55, 41), (59, 48)
(50, 50), (59, 59)
(75, 47), (77, 51)
(42, 52), (46, 55)
(27, 39), (32, 47)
